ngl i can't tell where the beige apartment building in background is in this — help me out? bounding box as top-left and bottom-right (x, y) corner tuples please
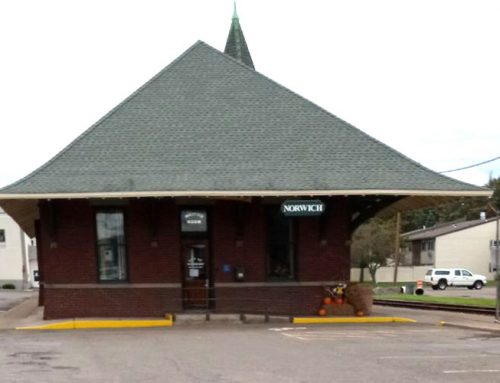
(0, 208), (37, 290)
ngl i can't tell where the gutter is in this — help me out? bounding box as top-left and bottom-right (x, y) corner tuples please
(0, 189), (492, 200)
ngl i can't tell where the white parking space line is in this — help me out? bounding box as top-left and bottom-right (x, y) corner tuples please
(276, 327), (460, 343)
(268, 327), (307, 332)
(380, 355), (494, 360)
(284, 333), (381, 339)
(443, 369), (500, 374)
(281, 331), (393, 341)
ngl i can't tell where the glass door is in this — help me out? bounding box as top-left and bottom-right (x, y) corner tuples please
(182, 241), (209, 309)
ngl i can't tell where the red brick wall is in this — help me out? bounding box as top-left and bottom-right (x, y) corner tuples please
(212, 198), (351, 283)
(39, 198), (351, 319)
(39, 200), (96, 284)
(39, 199), (183, 285)
(215, 286), (326, 316)
(297, 198), (351, 282)
(127, 199), (181, 283)
(44, 288), (182, 318)
(212, 201), (267, 283)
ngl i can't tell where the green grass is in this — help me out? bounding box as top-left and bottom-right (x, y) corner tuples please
(375, 293), (496, 308)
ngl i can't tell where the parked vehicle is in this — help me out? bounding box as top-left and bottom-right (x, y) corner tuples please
(424, 268), (487, 290)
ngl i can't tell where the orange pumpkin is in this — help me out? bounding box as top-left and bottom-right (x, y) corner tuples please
(323, 297), (333, 305)
(318, 308), (327, 316)
(356, 310), (365, 317)
(334, 298), (343, 305)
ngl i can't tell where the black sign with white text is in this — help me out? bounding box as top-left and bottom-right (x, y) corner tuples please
(181, 210), (207, 232)
(281, 200), (325, 217)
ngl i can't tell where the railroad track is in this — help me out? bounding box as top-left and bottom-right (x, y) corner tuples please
(374, 299), (496, 316)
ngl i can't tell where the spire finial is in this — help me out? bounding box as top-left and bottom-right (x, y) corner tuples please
(233, 2), (238, 19)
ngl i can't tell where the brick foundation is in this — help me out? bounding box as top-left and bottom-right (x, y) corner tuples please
(44, 288), (183, 319)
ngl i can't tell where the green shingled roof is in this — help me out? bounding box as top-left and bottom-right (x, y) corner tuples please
(0, 41), (487, 196)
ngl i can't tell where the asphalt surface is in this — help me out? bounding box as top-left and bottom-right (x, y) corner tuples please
(423, 286), (497, 298)
(1, 322), (500, 383)
(1, 291), (500, 382)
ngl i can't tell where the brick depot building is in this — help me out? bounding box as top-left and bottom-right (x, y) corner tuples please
(0, 12), (490, 319)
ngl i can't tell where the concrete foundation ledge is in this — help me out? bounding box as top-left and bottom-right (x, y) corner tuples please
(174, 313), (242, 324)
(173, 313), (293, 324)
(292, 316), (417, 324)
(16, 316), (173, 330)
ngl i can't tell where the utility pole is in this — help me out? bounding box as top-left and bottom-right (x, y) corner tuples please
(393, 211), (401, 285)
(488, 203), (499, 322)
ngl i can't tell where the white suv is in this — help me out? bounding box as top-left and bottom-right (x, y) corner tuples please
(424, 268), (487, 290)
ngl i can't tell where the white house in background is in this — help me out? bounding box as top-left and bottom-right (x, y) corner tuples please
(0, 207), (38, 289)
(401, 217), (499, 280)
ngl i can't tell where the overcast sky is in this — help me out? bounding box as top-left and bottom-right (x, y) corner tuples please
(1, 0), (499, 188)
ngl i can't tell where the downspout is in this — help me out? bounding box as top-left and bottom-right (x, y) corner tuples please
(19, 228), (28, 290)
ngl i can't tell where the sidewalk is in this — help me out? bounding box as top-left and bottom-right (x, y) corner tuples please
(2, 296), (500, 332)
(0, 294), (40, 330)
(372, 305), (500, 333)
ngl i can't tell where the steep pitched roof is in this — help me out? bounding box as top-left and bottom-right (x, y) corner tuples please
(0, 41), (489, 197)
(223, 5), (254, 69)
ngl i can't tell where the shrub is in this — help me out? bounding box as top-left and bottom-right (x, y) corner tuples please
(1, 283), (16, 290)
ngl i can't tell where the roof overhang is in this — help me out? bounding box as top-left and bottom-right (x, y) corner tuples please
(0, 188), (492, 238)
(0, 189), (491, 200)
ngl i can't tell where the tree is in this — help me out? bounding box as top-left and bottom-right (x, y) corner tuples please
(351, 177), (500, 282)
(402, 208), (440, 233)
(367, 251), (386, 284)
(351, 217), (395, 283)
(403, 177), (500, 232)
(486, 177), (500, 211)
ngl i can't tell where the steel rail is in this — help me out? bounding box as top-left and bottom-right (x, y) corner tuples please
(374, 299), (496, 316)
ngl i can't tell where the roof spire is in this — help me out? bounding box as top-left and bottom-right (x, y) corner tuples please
(224, 2), (255, 69)
(232, 1), (238, 19)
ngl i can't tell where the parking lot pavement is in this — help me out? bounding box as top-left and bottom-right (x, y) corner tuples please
(1, 323), (500, 383)
(423, 286), (497, 299)
(373, 304), (500, 332)
(0, 290), (35, 312)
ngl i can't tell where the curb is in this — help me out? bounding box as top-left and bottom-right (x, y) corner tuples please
(292, 316), (416, 324)
(16, 315), (174, 330)
(438, 321), (500, 333)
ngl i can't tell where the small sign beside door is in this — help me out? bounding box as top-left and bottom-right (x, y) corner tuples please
(281, 200), (325, 217)
(181, 210), (207, 232)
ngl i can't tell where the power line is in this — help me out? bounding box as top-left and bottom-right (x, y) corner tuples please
(440, 155), (500, 173)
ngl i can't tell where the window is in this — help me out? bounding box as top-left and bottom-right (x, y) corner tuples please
(96, 211), (127, 281)
(435, 270), (450, 275)
(267, 206), (296, 280)
(421, 240), (434, 251)
(462, 270), (472, 277)
(454, 270), (461, 276)
(0, 229), (5, 243)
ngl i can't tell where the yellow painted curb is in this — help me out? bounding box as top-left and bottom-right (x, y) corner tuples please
(16, 317), (173, 331)
(292, 316), (416, 324)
